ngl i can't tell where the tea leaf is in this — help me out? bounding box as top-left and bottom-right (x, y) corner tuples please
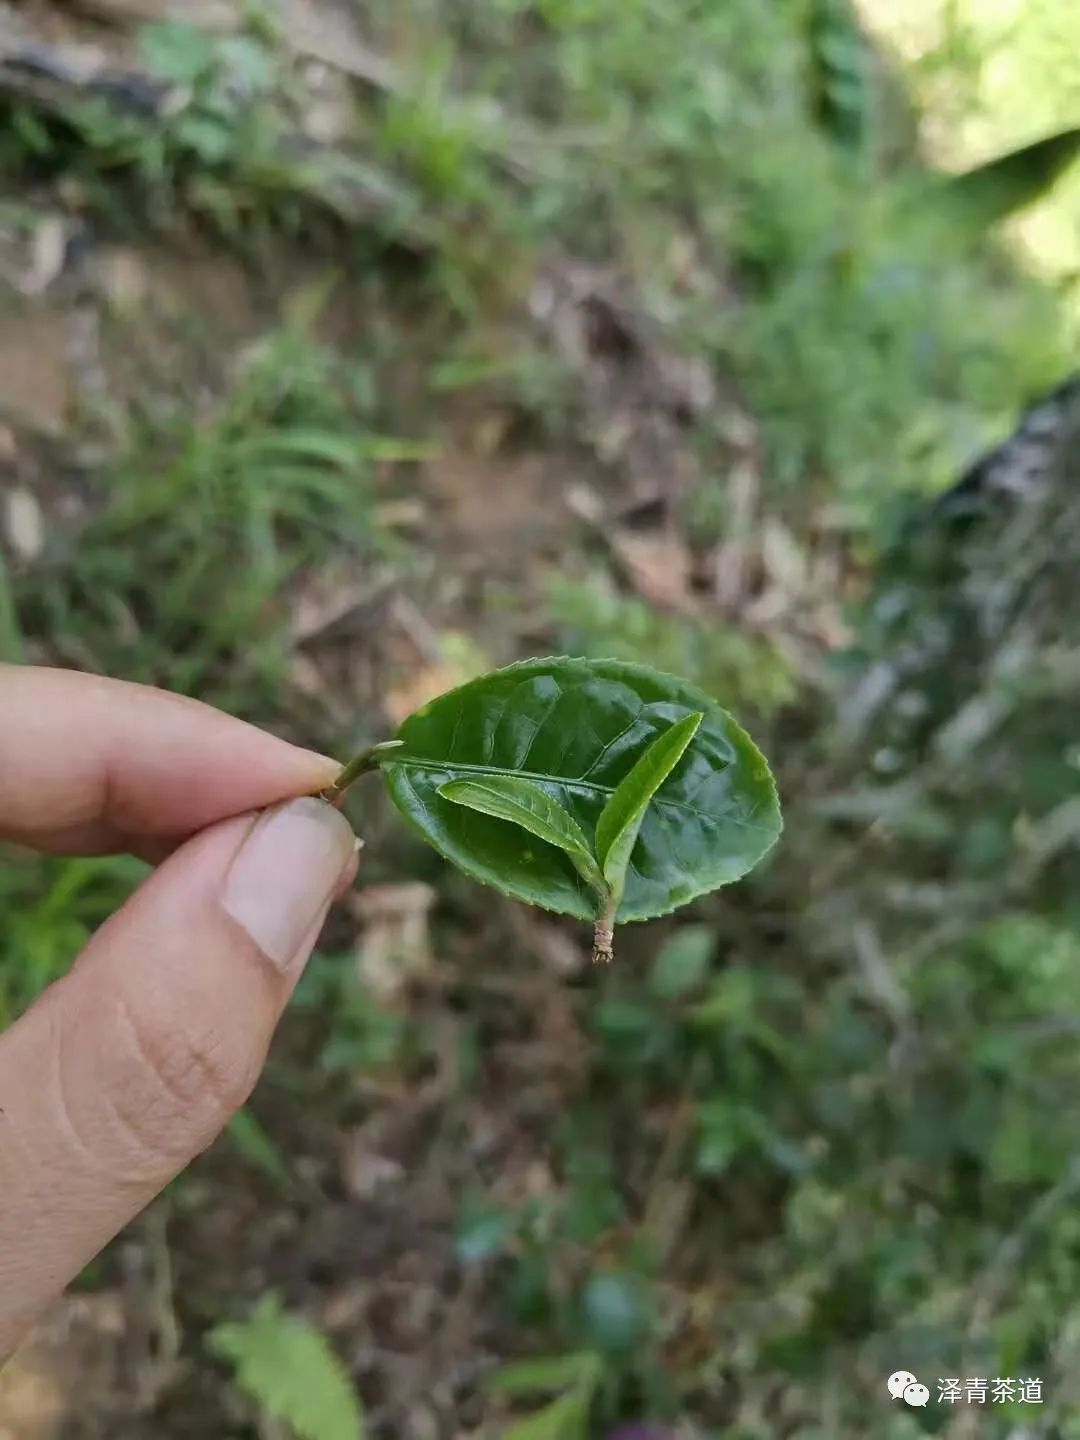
(379, 657), (781, 923)
(595, 711), (703, 904)
(439, 776), (605, 891)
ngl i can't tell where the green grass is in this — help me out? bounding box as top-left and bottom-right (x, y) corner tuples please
(0, 852), (146, 1026)
(3, 2), (1066, 526)
(10, 288), (404, 713)
(362, 0), (1069, 528)
(547, 574), (797, 722)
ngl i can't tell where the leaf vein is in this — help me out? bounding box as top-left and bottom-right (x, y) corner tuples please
(390, 757), (776, 831)
(578, 702), (645, 780)
(518, 686), (564, 769)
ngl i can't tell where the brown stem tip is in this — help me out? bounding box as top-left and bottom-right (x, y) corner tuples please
(592, 924), (615, 965)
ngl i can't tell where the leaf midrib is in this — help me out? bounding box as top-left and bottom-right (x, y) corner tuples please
(387, 755), (775, 832)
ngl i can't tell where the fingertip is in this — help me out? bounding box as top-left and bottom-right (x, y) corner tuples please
(220, 798), (356, 970)
(0, 666), (353, 846)
(301, 751), (345, 788)
(335, 844), (362, 899)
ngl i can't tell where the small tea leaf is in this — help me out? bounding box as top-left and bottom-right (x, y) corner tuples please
(595, 712), (703, 904)
(439, 776), (604, 891)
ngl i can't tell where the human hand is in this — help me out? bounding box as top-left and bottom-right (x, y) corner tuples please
(0, 666), (359, 1358)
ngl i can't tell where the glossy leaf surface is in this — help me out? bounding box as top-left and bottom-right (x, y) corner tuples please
(379, 657), (781, 923)
(439, 776), (604, 891)
(595, 711), (703, 902)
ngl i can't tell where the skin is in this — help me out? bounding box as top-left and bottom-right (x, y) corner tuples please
(0, 666), (359, 1359)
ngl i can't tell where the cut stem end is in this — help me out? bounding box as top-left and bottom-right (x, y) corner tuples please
(592, 889), (618, 965)
(592, 924), (615, 965)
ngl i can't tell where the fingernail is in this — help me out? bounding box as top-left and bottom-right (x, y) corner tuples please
(222, 797), (356, 968)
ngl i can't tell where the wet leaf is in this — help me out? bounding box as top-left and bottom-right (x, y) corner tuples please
(378, 657), (780, 923)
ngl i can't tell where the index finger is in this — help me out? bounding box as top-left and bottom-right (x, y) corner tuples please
(0, 665), (341, 855)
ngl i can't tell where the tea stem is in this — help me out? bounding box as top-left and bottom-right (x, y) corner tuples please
(319, 740), (404, 808)
(592, 890), (618, 965)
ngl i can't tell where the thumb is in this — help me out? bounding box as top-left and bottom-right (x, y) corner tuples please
(0, 797), (356, 1356)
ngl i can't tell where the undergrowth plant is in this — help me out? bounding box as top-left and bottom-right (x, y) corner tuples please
(208, 1295), (363, 1440)
(487, 1351), (604, 1440)
(0, 853), (145, 1027)
(0, 15), (409, 239)
(320, 656), (781, 963)
(369, 0), (1072, 531)
(547, 575), (796, 722)
(12, 288), (410, 712)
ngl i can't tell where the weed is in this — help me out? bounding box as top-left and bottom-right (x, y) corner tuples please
(0, 852), (145, 1025)
(292, 951), (414, 1079)
(548, 575), (796, 721)
(208, 1294), (363, 1440)
(11, 293), (400, 714)
(377, 0), (1070, 527)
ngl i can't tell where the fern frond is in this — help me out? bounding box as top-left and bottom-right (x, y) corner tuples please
(208, 1294), (363, 1440)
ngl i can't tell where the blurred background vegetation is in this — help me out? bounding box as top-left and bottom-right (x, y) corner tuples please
(1, 1), (1079, 1436)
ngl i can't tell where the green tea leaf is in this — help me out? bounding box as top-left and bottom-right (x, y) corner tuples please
(379, 657), (781, 924)
(439, 776), (604, 891)
(595, 711), (703, 903)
